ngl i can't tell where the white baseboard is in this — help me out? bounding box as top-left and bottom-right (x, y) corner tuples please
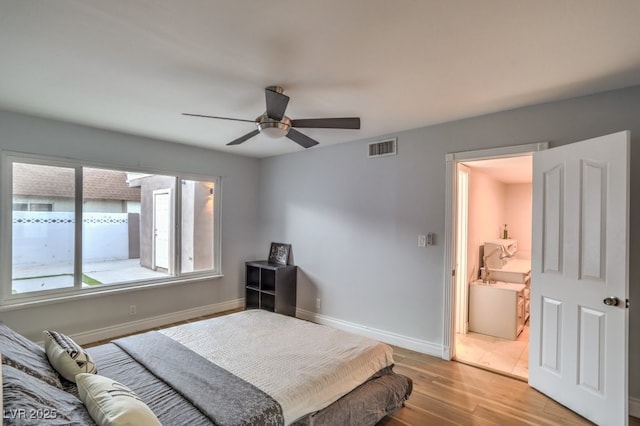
(70, 298), (243, 345)
(296, 308), (442, 357)
(630, 396), (640, 419)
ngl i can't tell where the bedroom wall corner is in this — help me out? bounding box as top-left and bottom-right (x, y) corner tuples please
(0, 111), (261, 342)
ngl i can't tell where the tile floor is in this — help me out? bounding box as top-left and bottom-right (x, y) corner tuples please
(454, 322), (529, 380)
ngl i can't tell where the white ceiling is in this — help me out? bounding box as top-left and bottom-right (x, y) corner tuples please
(462, 156), (532, 184)
(1, 1), (640, 158)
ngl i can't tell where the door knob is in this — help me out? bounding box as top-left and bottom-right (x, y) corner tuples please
(603, 296), (619, 306)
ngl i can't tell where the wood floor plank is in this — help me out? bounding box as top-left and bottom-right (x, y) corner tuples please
(431, 374), (549, 414)
(400, 390), (496, 426)
(541, 400), (598, 425)
(376, 416), (411, 426)
(389, 403), (459, 425)
(427, 377), (567, 425)
(386, 345), (603, 425)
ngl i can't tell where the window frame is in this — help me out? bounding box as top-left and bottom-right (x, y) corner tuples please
(1, 151), (222, 307)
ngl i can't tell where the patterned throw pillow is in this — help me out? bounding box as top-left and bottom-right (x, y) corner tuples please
(43, 330), (97, 382)
(76, 373), (161, 426)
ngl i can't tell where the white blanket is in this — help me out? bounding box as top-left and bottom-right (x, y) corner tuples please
(160, 310), (394, 425)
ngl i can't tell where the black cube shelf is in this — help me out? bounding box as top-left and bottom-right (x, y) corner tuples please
(244, 260), (297, 317)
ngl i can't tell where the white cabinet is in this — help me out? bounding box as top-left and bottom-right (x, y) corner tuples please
(481, 240), (532, 324)
(487, 259), (531, 322)
(487, 259), (531, 285)
(469, 281), (526, 340)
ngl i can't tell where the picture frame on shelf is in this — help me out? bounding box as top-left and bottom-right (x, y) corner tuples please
(268, 242), (291, 265)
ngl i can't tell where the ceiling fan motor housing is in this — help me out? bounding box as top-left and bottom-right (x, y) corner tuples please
(256, 113), (291, 138)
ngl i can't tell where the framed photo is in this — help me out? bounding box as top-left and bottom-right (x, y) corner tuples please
(268, 242), (291, 265)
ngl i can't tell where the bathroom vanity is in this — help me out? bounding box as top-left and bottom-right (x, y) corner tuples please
(469, 280), (527, 340)
(469, 239), (532, 340)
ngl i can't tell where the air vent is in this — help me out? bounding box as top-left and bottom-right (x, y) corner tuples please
(368, 138), (397, 158)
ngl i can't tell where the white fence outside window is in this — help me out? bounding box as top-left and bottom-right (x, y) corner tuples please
(12, 212), (133, 266)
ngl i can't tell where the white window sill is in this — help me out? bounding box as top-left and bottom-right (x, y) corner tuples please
(0, 273), (223, 312)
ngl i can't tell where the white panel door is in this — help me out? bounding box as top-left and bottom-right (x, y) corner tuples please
(530, 131), (629, 425)
(153, 189), (171, 271)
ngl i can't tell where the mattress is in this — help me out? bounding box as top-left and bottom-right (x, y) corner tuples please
(160, 310), (395, 424)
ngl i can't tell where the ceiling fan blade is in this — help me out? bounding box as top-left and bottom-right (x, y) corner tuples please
(265, 87), (290, 121)
(291, 117), (361, 129)
(227, 129), (260, 145)
(183, 113), (255, 123)
(286, 128), (319, 149)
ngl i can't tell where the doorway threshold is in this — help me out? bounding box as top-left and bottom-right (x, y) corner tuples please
(453, 356), (527, 382)
(454, 324), (529, 382)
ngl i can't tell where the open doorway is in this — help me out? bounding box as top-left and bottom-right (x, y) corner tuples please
(453, 155), (532, 379)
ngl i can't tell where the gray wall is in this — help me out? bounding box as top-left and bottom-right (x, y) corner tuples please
(0, 110), (260, 340)
(257, 86), (640, 400)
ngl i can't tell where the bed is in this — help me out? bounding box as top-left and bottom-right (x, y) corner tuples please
(2, 310), (412, 425)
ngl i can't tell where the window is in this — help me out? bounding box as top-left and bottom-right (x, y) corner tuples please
(2, 153), (221, 304)
(13, 202), (53, 211)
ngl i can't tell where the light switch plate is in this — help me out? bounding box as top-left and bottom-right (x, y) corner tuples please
(418, 235), (427, 247)
(427, 233), (434, 246)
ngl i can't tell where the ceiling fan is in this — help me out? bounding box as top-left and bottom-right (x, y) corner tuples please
(183, 86), (360, 148)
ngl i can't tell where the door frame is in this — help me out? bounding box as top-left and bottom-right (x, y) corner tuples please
(442, 142), (548, 360)
(454, 163), (470, 334)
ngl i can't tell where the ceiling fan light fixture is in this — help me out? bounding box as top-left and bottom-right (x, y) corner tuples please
(257, 115), (291, 138)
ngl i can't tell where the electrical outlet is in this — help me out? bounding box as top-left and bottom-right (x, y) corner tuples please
(418, 234), (427, 247)
(129, 304), (136, 316)
(316, 298), (321, 309)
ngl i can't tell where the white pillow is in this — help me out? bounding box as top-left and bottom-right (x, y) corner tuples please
(76, 373), (161, 426)
(43, 330), (97, 382)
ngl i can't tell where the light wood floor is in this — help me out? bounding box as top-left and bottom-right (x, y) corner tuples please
(382, 345), (640, 426)
(87, 310), (639, 425)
